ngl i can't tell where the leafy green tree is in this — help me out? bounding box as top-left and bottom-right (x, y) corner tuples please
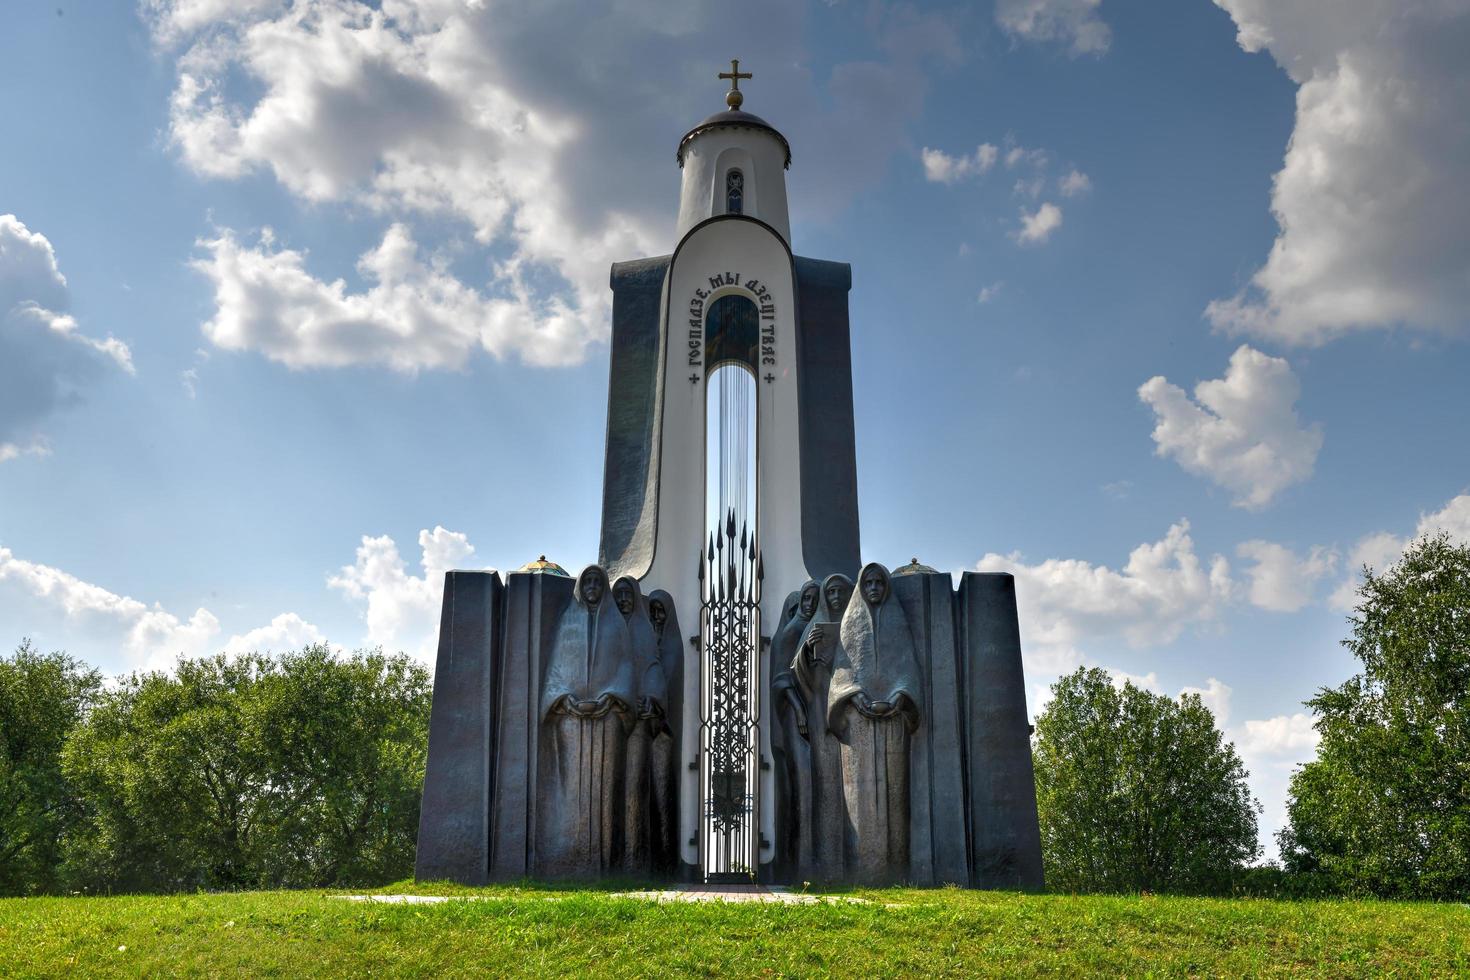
(61, 654), (274, 890)
(1279, 533), (1470, 899)
(246, 647), (430, 887)
(0, 641), (100, 895)
(1033, 667), (1260, 893)
(62, 646), (430, 892)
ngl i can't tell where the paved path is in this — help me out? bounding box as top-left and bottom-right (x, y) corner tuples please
(612, 886), (865, 905)
(338, 886), (867, 906)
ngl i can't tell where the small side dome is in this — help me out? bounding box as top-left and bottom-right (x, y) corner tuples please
(892, 557), (939, 577)
(518, 555), (569, 576)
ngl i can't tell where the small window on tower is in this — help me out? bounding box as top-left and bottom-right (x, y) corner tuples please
(726, 169), (744, 215)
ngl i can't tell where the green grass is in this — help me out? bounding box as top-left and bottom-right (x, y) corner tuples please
(1, 882), (1466, 977)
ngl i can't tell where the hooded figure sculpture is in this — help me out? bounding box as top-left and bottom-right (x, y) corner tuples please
(771, 580), (819, 878)
(793, 573), (853, 881)
(829, 562), (922, 882)
(537, 565), (636, 877)
(613, 575), (661, 874)
(646, 589), (683, 874)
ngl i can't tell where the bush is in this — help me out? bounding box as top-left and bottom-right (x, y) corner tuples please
(1034, 667), (1261, 894)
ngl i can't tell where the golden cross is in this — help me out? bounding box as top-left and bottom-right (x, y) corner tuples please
(718, 59), (752, 109)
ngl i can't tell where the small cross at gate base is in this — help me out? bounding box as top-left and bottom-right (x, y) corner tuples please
(764, 373), (775, 384)
(690, 373), (701, 384)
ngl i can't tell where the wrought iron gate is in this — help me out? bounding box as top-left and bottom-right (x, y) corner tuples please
(698, 511), (763, 882)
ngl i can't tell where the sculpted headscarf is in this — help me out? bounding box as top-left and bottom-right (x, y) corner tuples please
(793, 574), (853, 697)
(774, 581), (820, 690)
(828, 563), (921, 732)
(646, 588), (682, 724)
(540, 565), (635, 720)
(614, 575), (666, 710)
(776, 581), (823, 675)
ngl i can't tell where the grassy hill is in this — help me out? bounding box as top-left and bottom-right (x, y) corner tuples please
(1, 883), (1466, 977)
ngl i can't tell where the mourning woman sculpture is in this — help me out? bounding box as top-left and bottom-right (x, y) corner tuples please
(794, 573), (854, 881)
(771, 580), (820, 877)
(537, 565), (635, 877)
(646, 590), (683, 874)
(614, 575), (661, 874)
(829, 562), (922, 882)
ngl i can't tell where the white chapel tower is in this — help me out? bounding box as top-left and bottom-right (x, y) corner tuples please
(598, 61), (862, 878)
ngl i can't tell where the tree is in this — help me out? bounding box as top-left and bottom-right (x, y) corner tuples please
(61, 646), (430, 892)
(1278, 534), (1470, 899)
(1033, 667), (1260, 893)
(0, 641), (100, 895)
(246, 647), (430, 887)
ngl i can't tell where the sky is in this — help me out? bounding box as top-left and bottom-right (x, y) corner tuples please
(3, 0), (1469, 859)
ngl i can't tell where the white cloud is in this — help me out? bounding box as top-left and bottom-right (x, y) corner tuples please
(1231, 710), (1321, 860)
(1419, 493), (1470, 542)
(1139, 345), (1322, 510)
(328, 526), (485, 660)
(1032, 668), (1233, 731)
(1111, 669), (1161, 694)
(977, 281), (1004, 304)
(1236, 540), (1337, 612)
(151, 1), (952, 371)
(1179, 676), (1234, 725)
(1014, 202), (1063, 245)
(996, 0), (1111, 55)
(0, 441), (50, 463)
(1004, 144), (1049, 170)
(921, 144), (998, 184)
(1235, 711), (1319, 758)
(1012, 175), (1046, 199)
(0, 545), (319, 671)
(1059, 168), (1091, 197)
(1, 215), (134, 458)
(1206, 1), (1470, 345)
(223, 612), (328, 655)
(976, 520), (1234, 673)
(194, 224), (589, 371)
(1329, 493), (1470, 609)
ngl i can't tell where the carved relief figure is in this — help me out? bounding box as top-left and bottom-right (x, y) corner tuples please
(794, 573), (854, 881)
(614, 575), (661, 874)
(830, 562), (922, 882)
(537, 565), (635, 877)
(771, 580), (819, 878)
(646, 590), (683, 874)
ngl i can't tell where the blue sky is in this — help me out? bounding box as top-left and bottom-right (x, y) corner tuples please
(4, 0), (1469, 855)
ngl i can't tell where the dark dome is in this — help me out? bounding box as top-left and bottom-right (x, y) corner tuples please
(892, 557), (940, 577)
(677, 110), (791, 169)
(518, 555), (570, 576)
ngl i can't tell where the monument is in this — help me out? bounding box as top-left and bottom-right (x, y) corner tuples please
(414, 62), (1043, 889)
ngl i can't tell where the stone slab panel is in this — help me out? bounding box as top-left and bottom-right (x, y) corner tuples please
(958, 572), (1044, 891)
(490, 571), (574, 879)
(415, 570), (504, 885)
(892, 571), (970, 886)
